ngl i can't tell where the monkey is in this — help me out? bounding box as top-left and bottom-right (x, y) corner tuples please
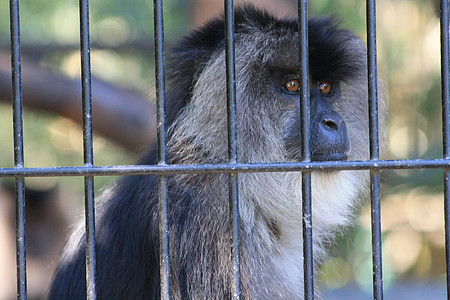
(48, 5), (386, 299)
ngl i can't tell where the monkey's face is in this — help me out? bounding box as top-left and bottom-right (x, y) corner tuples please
(278, 76), (350, 161)
(168, 11), (384, 165)
(230, 23), (372, 164)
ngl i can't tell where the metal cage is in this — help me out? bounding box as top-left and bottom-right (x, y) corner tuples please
(3, 0), (450, 299)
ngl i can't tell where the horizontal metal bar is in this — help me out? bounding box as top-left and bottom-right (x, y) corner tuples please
(0, 159), (449, 178)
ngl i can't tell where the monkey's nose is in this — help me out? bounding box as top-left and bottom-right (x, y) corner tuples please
(320, 116), (345, 132)
(311, 114), (349, 161)
(321, 118), (338, 131)
(318, 114), (346, 143)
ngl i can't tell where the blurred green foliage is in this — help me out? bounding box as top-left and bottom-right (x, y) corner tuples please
(0, 0), (188, 202)
(0, 0), (187, 42)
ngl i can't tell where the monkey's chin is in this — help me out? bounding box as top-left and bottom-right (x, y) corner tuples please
(311, 152), (348, 161)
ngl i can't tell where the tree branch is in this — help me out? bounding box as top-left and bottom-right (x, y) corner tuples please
(0, 52), (156, 152)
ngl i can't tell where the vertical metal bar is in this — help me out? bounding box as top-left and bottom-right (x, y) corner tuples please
(298, 1), (313, 299)
(9, 0), (27, 298)
(440, 1), (450, 299)
(366, 0), (383, 299)
(153, 0), (171, 299)
(79, 0), (97, 298)
(224, 1), (241, 299)
(369, 173), (382, 298)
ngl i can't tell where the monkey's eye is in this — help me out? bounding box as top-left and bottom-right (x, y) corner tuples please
(318, 81), (332, 95)
(283, 79), (300, 93)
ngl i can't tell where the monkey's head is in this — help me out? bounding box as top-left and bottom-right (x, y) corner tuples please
(167, 6), (384, 166)
(166, 6), (386, 231)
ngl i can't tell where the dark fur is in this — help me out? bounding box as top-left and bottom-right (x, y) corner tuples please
(49, 6), (382, 299)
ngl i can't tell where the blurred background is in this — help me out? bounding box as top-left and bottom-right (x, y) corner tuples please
(0, 0), (447, 298)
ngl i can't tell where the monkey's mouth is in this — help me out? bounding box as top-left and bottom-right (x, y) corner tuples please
(311, 151), (348, 161)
